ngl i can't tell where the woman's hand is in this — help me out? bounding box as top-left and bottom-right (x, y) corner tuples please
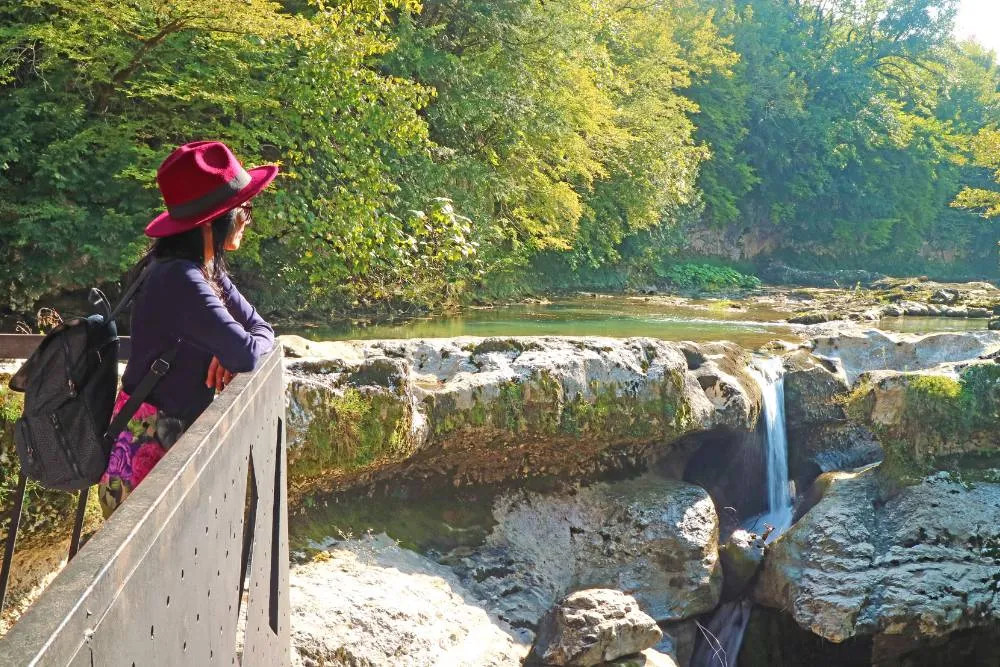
(206, 356), (236, 392)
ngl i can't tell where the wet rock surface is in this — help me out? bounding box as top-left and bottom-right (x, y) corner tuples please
(755, 467), (1000, 663)
(719, 529), (765, 600)
(779, 349), (883, 488)
(529, 589), (661, 666)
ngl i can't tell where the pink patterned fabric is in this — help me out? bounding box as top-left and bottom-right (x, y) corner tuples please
(98, 389), (171, 517)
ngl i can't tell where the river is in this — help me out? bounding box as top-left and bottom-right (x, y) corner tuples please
(281, 294), (989, 347)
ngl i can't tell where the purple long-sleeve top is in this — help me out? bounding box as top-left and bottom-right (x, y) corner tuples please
(121, 258), (275, 423)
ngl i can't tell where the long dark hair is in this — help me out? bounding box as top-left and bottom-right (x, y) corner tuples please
(130, 210), (238, 295)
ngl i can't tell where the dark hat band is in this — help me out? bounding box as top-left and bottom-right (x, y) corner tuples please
(165, 169), (253, 220)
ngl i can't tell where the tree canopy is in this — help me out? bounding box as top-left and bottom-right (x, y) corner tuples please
(1, 0), (998, 316)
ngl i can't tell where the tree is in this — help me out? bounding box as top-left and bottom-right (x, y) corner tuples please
(954, 129), (1000, 218)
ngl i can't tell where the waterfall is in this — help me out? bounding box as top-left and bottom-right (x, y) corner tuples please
(746, 356), (793, 539)
(691, 357), (793, 667)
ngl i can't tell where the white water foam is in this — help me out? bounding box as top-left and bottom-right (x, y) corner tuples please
(692, 356), (795, 666)
(742, 356), (793, 541)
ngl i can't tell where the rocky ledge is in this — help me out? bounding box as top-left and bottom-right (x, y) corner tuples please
(282, 336), (764, 499)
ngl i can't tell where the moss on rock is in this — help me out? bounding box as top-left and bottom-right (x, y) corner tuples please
(846, 363), (1000, 486)
(427, 369), (693, 448)
(287, 385), (414, 491)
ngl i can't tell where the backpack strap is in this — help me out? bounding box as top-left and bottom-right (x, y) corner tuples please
(104, 339), (181, 442)
(108, 262), (154, 323)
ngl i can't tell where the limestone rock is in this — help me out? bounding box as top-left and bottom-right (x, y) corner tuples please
(451, 476), (722, 628)
(788, 311), (837, 325)
(782, 350), (848, 428)
(719, 529), (765, 600)
(929, 289), (959, 305)
(684, 341), (762, 431)
(899, 301), (929, 316)
(755, 467), (1000, 663)
(786, 421), (882, 489)
(606, 648), (678, 667)
(844, 363), (1000, 484)
(811, 329), (1000, 383)
(290, 533), (528, 667)
(882, 304), (904, 317)
(779, 350), (882, 489)
(530, 589), (662, 666)
(283, 336), (763, 497)
(944, 305), (968, 317)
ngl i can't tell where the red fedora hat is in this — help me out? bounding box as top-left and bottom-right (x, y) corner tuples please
(145, 141), (278, 238)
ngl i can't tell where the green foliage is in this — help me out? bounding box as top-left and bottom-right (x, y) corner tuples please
(0, 0), (462, 314)
(1, 0), (999, 316)
(657, 262), (762, 292)
(954, 129), (1000, 218)
(686, 0), (1000, 269)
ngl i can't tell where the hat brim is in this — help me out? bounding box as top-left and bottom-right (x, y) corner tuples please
(145, 164), (279, 238)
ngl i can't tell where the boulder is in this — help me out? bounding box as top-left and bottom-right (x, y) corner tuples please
(786, 421), (882, 489)
(290, 533), (528, 667)
(845, 363), (1000, 485)
(529, 589), (662, 666)
(719, 529), (765, 599)
(899, 301), (929, 316)
(929, 289), (959, 305)
(450, 476), (722, 629)
(788, 311), (837, 325)
(284, 336), (763, 498)
(755, 467), (1000, 664)
(882, 304), (904, 317)
(782, 350), (848, 428)
(682, 341), (762, 431)
(606, 649), (678, 667)
(780, 350), (882, 489)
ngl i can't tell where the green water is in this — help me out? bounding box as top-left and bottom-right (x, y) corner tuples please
(284, 295), (803, 348)
(290, 486), (500, 556)
(878, 316), (989, 334)
(281, 295), (991, 346)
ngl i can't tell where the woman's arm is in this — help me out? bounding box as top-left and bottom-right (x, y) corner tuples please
(167, 262), (274, 374)
(218, 272), (275, 345)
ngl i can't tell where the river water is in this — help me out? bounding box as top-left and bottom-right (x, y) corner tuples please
(282, 295), (988, 347)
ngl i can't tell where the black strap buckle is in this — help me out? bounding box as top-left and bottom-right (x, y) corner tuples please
(151, 358), (171, 376)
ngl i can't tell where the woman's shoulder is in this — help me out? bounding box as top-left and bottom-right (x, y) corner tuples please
(149, 258), (207, 284)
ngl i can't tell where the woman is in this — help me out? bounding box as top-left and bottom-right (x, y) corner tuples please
(98, 141), (277, 516)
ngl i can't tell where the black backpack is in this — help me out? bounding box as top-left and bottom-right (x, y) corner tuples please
(8, 266), (175, 491)
(0, 266), (177, 611)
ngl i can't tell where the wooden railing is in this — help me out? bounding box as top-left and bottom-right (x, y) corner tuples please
(0, 339), (289, 666)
